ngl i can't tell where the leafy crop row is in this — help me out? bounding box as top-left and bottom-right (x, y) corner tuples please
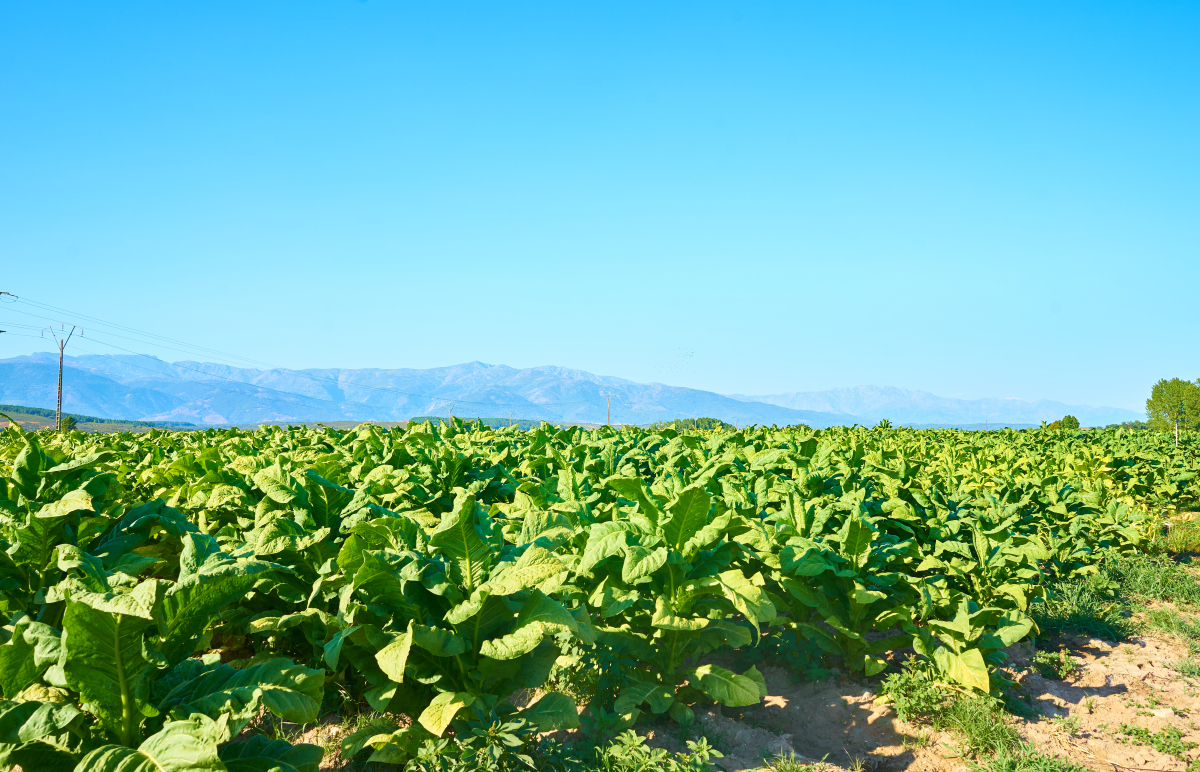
(0, 417), (1195, 770)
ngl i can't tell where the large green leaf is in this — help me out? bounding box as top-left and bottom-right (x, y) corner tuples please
(72, 715), (226, 772)
(156, 558), (282, 666)
(375, 623), (413, 682)
(932, 646), (990, 692)
(62, 583), (161, 745)
(0, 620), (41, 698)
(417, 691), (474, 736)
(428, 492), (492, 591)
(692, 664), (768, 707)
(219, 735), (323, 772)
(661, 488), (711, 550)
(157, 657), (324, 728)
(518, 692), (580, 731)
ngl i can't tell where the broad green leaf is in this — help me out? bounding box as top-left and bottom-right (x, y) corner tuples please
(614, 681), (674, 715)
(479, 623), (544, 660)
(62, 587), (160, 744)
(480, 547), (564, 596)
(661, 488), (711, 550)
(621, 545), (667, 583)
(417, 691), (474, 736)
(0, 622), (40, 698)
(410, 623), (468, 657)
(428, 492), (492, 591)
(606, 478), (662, 527)
(72, 715), (226, 772)
(932, 646), (990, 692)
(323, 626), (359, 671)
(158, 658), (324, 727)
(692, 664), (768, 707)
(518, 692), (580, 731)
(375, 623), (413, 682)
(219, 735), (323, 772)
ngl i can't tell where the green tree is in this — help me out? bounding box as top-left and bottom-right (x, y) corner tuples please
(1146, 378), (1200, 447)
(59, 415), (77, 432)
(1060, 415), (1080, 429)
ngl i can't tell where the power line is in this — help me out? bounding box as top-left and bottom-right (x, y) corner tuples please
(2, 294), (597, 410)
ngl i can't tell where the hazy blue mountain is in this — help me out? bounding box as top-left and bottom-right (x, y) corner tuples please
(728, 385), (1143, 427)
(0, 354), (1141, 428)
(0, 354), (848, 427)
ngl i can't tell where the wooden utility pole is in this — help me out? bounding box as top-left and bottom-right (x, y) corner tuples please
(42, 325), (79, 431)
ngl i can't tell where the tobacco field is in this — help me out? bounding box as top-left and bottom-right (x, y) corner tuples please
(0, 418), (1197, 772)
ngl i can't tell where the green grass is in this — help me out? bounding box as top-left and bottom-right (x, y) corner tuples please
(1151, 520), (1200, 556)
(936, 698), (1022, 758)
(1142, 608), (1200, 646)
(1031, 573), (1135, 641)
(765, 753), (836, 772)
(1169, 658), (1200, 677)
(1114, 554), (1200, 606)
(971, 746), (1090, 772)
(881, 661), (1020, 758)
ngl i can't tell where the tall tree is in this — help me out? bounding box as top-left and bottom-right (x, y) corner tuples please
(1146, 378), (1200, 447)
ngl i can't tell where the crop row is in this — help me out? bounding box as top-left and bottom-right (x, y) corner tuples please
(0, 419), (1196, 770)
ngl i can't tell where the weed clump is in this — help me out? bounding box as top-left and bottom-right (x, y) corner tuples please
(880, 661), (1020, 758)
(1032, 650), (1080, 681)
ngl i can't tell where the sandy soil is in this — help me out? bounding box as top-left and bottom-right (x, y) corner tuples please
(307, 612), (1200, 771)
(640, 627), (1200, 772)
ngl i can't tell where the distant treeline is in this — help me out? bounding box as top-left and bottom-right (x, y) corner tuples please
(647, 417), (736, 431)
(409, 416), (557, 431)
(0, 404), (196, 428)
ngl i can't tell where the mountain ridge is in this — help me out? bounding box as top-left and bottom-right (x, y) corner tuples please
(729, 384), (1143, 427)
(0, 353), (1142, 428)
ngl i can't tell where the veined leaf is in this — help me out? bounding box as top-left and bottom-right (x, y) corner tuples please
(219, 734), (323, 772)
(417, 691), (474, 736)
(73, 715), (226, 772)
(692, 664), (768, 707)
(375, 623), (414, 682)
(661, 488), (711, 550)
(932, 646), (990, 692)
(518, 692), (581, 731)
(429, 492), (493, 591)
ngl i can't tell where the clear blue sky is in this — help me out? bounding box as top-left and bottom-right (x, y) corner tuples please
(2, 2), (1197, 411)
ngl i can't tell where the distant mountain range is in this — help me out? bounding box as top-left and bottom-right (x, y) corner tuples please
(729, 385), (1143, 428)
(0, 353), (1144, 428)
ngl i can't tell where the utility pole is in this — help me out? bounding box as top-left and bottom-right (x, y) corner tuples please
(42, 324), (79, 431)
(607, 396), (611, 426)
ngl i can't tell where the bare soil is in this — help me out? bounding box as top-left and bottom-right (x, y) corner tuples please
(308, 612), (1200, 771)
(633, 626), (1200, 772)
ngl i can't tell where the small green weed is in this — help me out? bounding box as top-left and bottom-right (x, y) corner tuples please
(1119, 724), (1198, 759)
(880, 661), (947, 722)
(879, 660), (1019, 757)
(1033, 650), (1081, 681)
(766, 753), (835, 772)
(1049, 715), (1082, 737)
(970, 745), (1090, 772)
(1172, 659), (1200, 677)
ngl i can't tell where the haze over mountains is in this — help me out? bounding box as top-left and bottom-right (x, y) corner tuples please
(0, 353), (1143, 428)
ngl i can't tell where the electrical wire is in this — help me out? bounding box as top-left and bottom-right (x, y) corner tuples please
(2, 295), (597, 410)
